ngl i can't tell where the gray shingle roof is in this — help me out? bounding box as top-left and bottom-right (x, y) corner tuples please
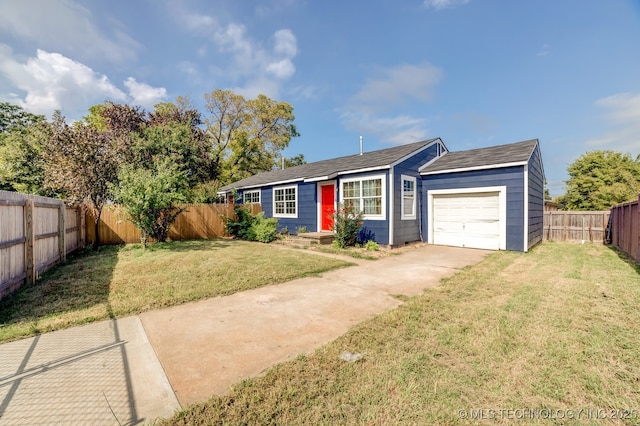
(219, 138), (439, 191)
(421, 139), (539, 174)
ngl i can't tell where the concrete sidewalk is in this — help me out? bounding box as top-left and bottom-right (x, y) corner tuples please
(0, 316), (178, 425)
(0, 244), (487, 424)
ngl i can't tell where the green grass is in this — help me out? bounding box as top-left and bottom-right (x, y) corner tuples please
(0, 239), (352, 343)
(163, 242), (640, 425)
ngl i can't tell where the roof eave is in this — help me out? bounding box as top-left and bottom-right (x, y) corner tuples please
(421, 160), (528, 176)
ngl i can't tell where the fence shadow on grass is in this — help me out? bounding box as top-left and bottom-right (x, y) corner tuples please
(0, 238), (241, 338)
(0, 245), (119, 336)
(606, 244), (640, 276)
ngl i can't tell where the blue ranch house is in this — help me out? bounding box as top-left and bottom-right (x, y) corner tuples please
(218, 138), (544, 252)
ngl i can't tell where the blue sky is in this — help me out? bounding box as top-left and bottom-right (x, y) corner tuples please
(1, 0), (639, 196)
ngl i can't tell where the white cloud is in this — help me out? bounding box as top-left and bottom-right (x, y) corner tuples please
(172, 5), (298, 99)
(124, 77), (167, 108)
(0, 0), (139, 64)
(350, 63), (443, 114)
(273, 29), (298, 57)
(342, 111), (430, 146)
(585, 92), (640, 152)
(0, 47), (165, 118)
(341, 63), (443, 145)
(596, 92), (640, 124)
(424, 0), (470, 10)
(266, 59), (296, 79)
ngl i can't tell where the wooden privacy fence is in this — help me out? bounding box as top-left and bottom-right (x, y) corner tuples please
(610, 195), (639, 263)
(543, 210), (610, 243)
(0, 191), (85, 300)
(86, 203), (262, 245)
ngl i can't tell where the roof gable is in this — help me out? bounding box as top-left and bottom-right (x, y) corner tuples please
(220, 138), (441, 191)
(421, 139), (539, 175)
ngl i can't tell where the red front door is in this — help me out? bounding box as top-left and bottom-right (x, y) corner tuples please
(321, 184), (335, 231)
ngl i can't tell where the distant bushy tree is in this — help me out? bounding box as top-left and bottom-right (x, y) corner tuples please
(204, 89), (300, 184)
(561, 150), (640, 210)
(0, 102), (53, 195)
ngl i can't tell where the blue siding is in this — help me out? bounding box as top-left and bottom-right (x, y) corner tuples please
(527, 145), (544, 249)
(240, 183), (317, 234)
(336, 171), (390, 244)
(391, 143), (441, 245)
(421, 166), (526, 251)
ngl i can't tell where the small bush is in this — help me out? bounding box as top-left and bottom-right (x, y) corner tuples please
(224, 206), (277, 243)
(331, 203), (364, 248)
(252, 213), (278, 243)
(297, 226), (308, 234)
(224, 205), (255, 240)
(365, 240), (379, 251)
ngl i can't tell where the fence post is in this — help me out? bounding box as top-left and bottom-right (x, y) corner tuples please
(80, 205), (86, 249)
(58, 202), (66, 262)
(24, 199), (35, 285)
(637, 194), (640, 263)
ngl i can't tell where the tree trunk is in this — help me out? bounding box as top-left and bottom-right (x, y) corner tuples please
(93, 209), (101, 250)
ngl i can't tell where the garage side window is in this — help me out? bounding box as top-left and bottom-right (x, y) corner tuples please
(273, 185), (297, 218)
(341, 175), (385, 220)
(243, 190), (260, 204)
(401, 175), (416, 220)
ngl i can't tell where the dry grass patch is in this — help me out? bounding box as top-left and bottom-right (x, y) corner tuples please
(0, 239), (352, 343)
(164, 242), (640, 425)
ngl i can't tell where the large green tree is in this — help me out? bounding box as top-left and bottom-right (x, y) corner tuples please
(562, 150), (640, 210)
(204, 89), (299, 184)
(44, 112), (121, 248)
(0, 102), (52, 194)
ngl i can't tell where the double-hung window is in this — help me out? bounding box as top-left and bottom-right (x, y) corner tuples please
(341, 175), (385, 220)
(273, 185), (297, 217)
(401, 175), (416, 220)
(243, 190), (260, 204)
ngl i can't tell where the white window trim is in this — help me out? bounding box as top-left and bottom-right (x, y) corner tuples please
(401, 175), (417, 220)
(272, 185), (298, 218)
(340, 174), (386, 220)
(243, 190), (261, 204)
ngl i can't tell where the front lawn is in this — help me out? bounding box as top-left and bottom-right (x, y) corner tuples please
(0, 240), (352, 343)
(164, 242), (640, 425)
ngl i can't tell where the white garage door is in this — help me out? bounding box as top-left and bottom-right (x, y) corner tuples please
(432, 192), (502, 250)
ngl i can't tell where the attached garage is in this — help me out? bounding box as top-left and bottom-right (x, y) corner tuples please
(428, 187), (506, 250)
(420, 140), (545, 252)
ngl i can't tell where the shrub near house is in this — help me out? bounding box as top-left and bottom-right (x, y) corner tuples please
(224, 205), (278, 243)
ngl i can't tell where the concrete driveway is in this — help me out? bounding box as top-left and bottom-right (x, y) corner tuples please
(0, 244), (487, 424)
(140, 244), (488, 407)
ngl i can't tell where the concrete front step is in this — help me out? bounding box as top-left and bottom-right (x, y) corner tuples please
(295, 232), (335, 245)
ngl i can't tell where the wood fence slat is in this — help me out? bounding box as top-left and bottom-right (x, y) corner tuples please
(87, 203), (262, 245)
(543, 210), (610, 243)
(610, 194), (640, 264)
(1, 192), (82, 300)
